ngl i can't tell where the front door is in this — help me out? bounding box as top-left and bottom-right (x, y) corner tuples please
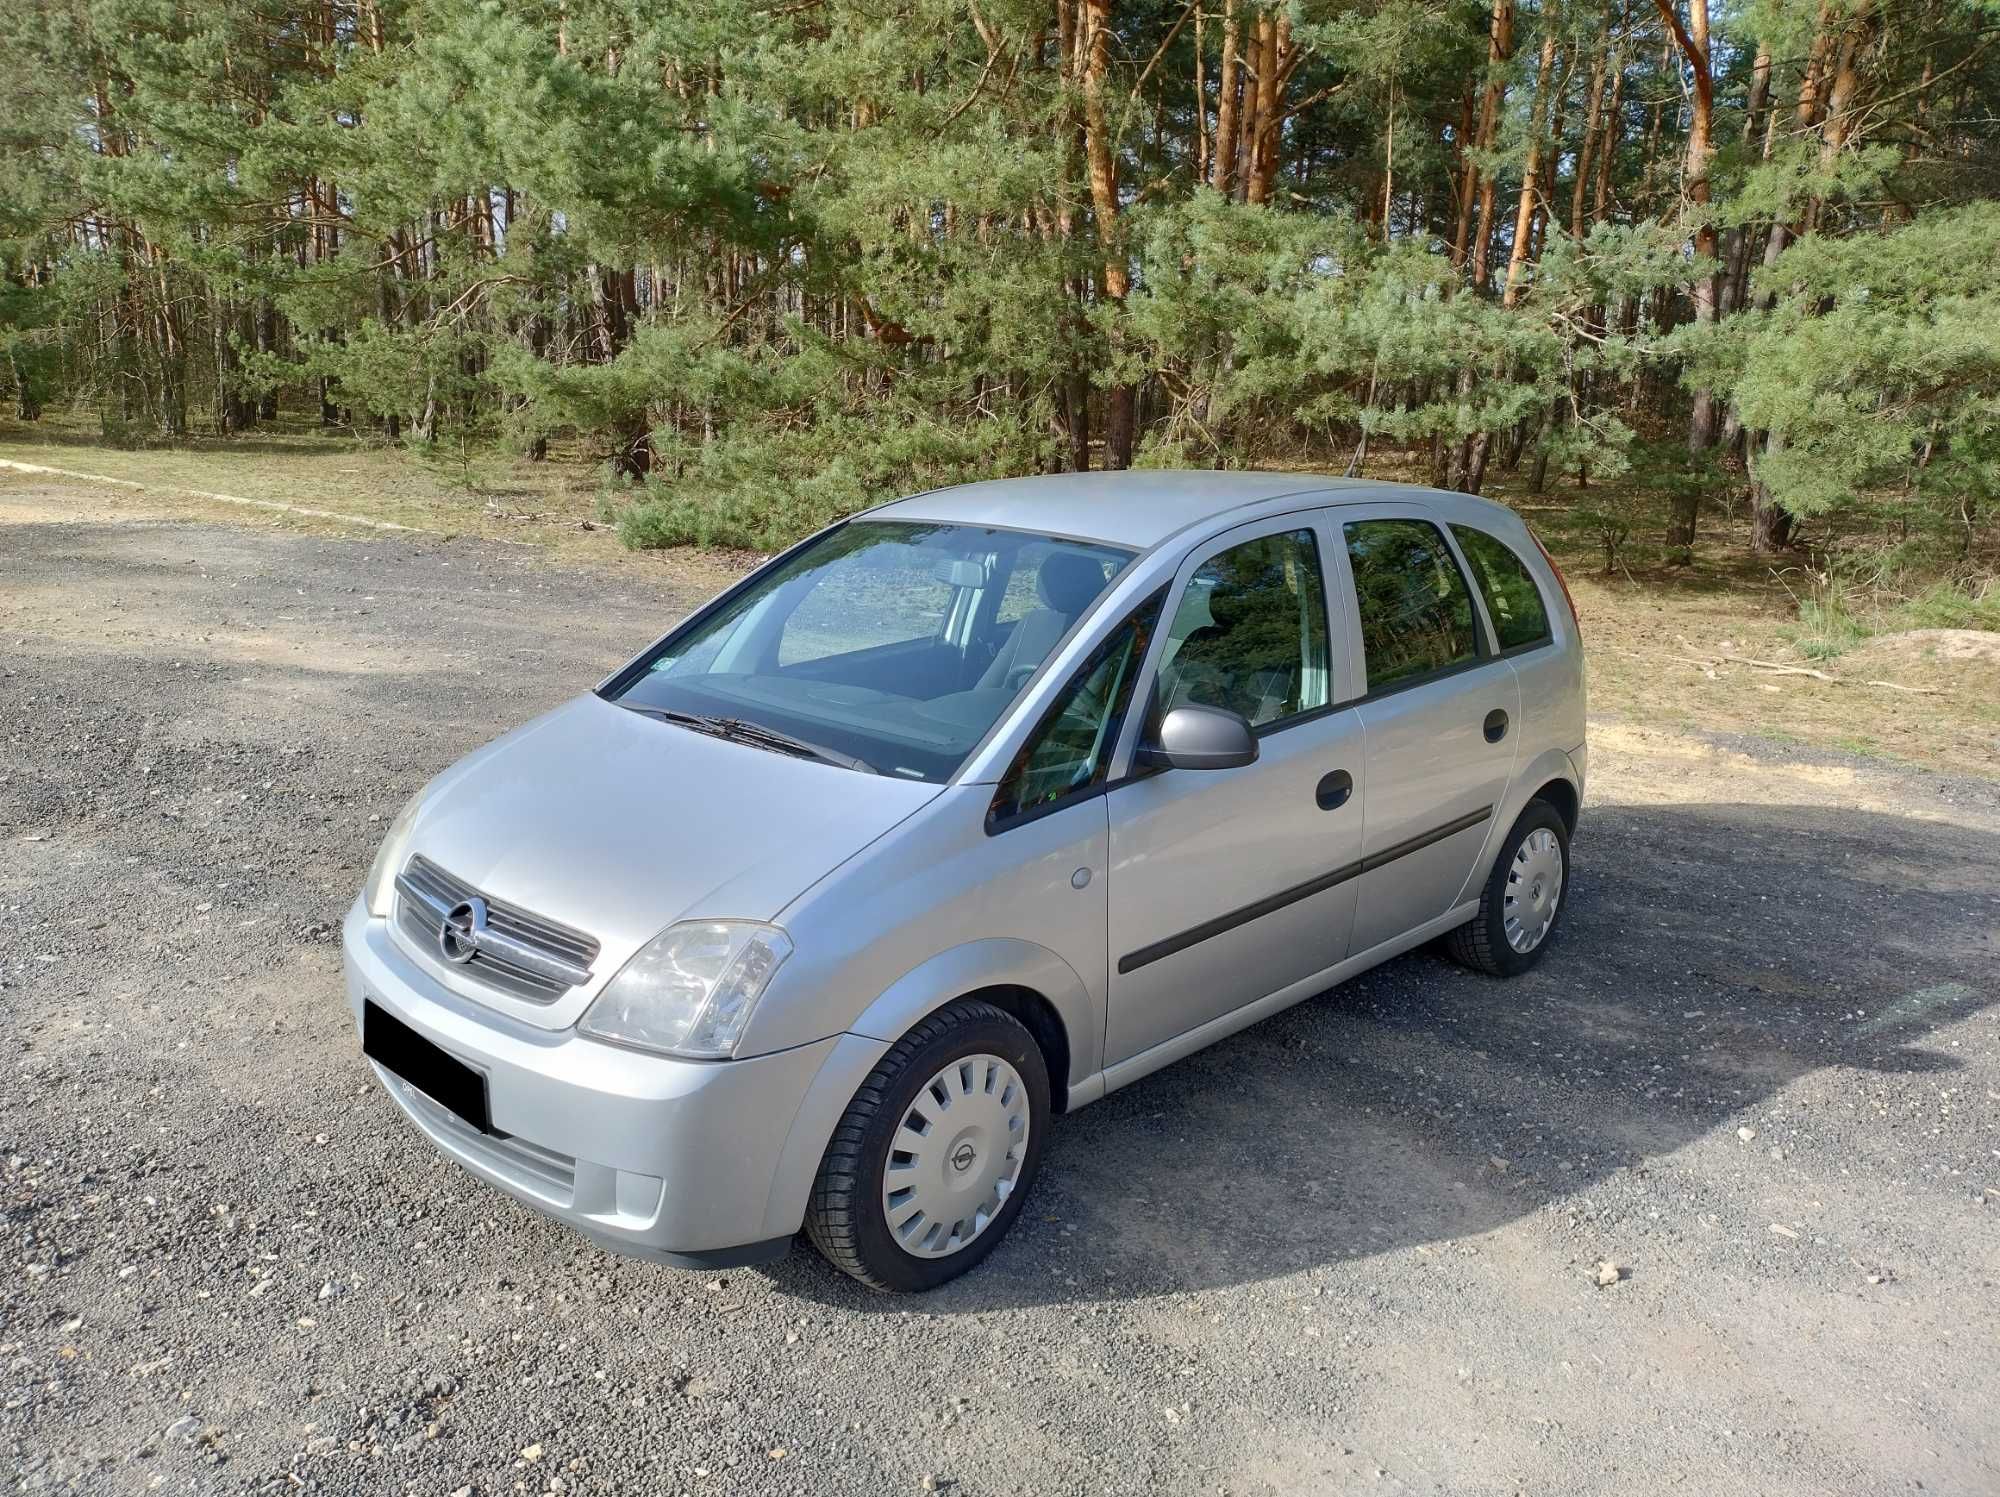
(1104, 516), (1368, 1068)
(1334, 508), (1523, 954)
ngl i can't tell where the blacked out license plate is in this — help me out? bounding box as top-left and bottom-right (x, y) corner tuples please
(363, 1000), (493, 1134)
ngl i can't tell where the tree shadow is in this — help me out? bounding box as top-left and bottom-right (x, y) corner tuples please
(762, 798), (1996, 1310)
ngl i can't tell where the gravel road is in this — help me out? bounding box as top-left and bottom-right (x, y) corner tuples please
(3, 475), (1998, 1496)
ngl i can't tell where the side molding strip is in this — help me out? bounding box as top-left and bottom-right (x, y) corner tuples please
(1357, 805), (1495, 875)
(1115, 805), (1493, 975)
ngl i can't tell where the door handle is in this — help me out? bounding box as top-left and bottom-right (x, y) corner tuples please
(1484, 709), (1510, 743)
(1315, 769), (1353, 810)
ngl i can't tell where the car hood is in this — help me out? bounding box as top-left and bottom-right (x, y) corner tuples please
(396, 694), (939, 1026)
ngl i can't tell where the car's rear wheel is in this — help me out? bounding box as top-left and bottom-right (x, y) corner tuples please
(805, 1000), (1050, 1292)
(1446, 799), (1570, 977)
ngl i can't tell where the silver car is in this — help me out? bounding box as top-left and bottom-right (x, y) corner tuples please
(343, 472), (1585, 1291)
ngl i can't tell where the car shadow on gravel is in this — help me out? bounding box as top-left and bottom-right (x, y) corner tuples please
(759, 798), (1997, 1310)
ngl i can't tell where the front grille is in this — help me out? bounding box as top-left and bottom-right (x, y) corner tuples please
(394, 855), (600, 1003)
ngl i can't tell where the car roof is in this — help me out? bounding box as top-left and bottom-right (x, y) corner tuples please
(867, 471), (1481, 551)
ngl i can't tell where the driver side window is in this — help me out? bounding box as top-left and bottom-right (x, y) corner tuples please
(988, 591), (1164, 828)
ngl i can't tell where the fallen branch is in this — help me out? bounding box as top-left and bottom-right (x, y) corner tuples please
(1715, 652), (1839, 681)
(1669, 638), (1947, 695)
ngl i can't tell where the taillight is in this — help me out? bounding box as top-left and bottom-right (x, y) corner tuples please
(1527, 524), (1579, 634)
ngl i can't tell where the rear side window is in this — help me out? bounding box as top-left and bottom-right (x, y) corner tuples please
(1450, 524), (1552, 651)
(1343, 519), (1480, 691)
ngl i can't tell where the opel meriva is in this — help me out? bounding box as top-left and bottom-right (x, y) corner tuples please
(343, 472), (1586, 1291)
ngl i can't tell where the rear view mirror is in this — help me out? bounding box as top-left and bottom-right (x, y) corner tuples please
(1137, 705), (1259, 771)
(932, 558), (989, 588)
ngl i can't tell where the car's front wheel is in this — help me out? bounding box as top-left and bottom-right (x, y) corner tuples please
(805, 999), (1050, 1292)
(1445, 799), (1570, 977)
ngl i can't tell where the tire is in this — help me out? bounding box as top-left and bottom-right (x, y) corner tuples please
(804, 1000), (1051, 1292)
(1446, 799), (1570, 978)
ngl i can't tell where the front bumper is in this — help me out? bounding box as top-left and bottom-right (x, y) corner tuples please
(341, 899), (888, 1265)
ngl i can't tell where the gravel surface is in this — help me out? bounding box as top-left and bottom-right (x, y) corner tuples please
(3, 478), (1998, 1496)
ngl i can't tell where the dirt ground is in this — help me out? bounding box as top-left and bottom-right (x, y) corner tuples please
(2, 472), (1998, 1496)
(1570, 571), (2000, 777)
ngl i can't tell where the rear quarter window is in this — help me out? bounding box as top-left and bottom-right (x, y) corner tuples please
(1450, 524), (1553, 651)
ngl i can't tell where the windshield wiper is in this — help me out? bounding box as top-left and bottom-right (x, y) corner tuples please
(622, 705), (731, 739)
(710, 717), (878, 774)
(621, 704), (877, 775)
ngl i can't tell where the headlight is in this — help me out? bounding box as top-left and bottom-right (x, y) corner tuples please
(362, 791), (425, 916)
(578, 921), (793, 1059)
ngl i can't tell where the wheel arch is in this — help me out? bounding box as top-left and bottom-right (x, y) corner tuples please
(948, 984), (1075, 1114)
(1453, 748), (1582, 908)
(756, 938), (1099, 1242)
(1498, 747), (1580, 839)
(847, 938), (1097, 1111)
(1530, 773), (1579, 835)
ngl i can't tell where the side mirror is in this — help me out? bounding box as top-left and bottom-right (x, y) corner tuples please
(1137, 705), (1259, 771)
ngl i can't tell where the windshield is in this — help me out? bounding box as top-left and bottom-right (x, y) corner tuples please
(609, 521), (1134, 782)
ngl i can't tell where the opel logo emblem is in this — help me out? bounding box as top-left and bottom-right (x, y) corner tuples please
(439, 897), (488, 964)
(950, 1143), (977, 1173)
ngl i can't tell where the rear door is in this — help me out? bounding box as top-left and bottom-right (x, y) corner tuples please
(1102, 514), (1367, 1067)
(1334, 504), (1522, 955)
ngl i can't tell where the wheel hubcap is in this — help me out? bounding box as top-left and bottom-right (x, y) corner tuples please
(881, 1052), (1031, 1259)
(1503, 828), (1564, 954)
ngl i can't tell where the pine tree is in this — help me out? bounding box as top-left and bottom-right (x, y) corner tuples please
(0, 0), (1995, 554)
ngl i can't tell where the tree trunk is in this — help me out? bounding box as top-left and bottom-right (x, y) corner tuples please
(1232, 11), (1264, 201)
(1651, 0), (1718, 557)
(1464, 428), (1494, 496)
(1662, 0), (1720, 462)
(1211, 0), (1240, 197)
(1719, 39), (1772, 317)
(1462, 0), (1515, 287)
(1570, 44), (1609, 242)
(1805, 1), (1875, 232)
(255, 300), (280, 421)
(1751, 431), (1796, 553)
(1065, 366), (1092, 472)
(1243, 11), (1288, 205)
(1591, 49), (1623, 227)
(213, 291), (249, 433)
(1502, 29), (1559, 307)
(1533, 44), (1571, 259)
(1080, 0), (1134, 468)
(1193, 2), (1209, 184)
(591, 265), (650, 477)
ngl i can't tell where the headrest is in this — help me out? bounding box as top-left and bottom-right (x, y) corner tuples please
(1036, 551), (1107, 616)
(1204, 579), (1257, 628)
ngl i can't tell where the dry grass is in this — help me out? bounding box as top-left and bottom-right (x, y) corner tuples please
(1465, 459), (1999, 777)
(6, 422), (1995, 779)
(1570, 573), (1999, 774)
(0, 419), (596, 533)
(0, 418), (747, 590)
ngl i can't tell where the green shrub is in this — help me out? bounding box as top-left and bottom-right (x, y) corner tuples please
(1900, 578), (2000, 632)
(1784, 566), (1876, 659)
